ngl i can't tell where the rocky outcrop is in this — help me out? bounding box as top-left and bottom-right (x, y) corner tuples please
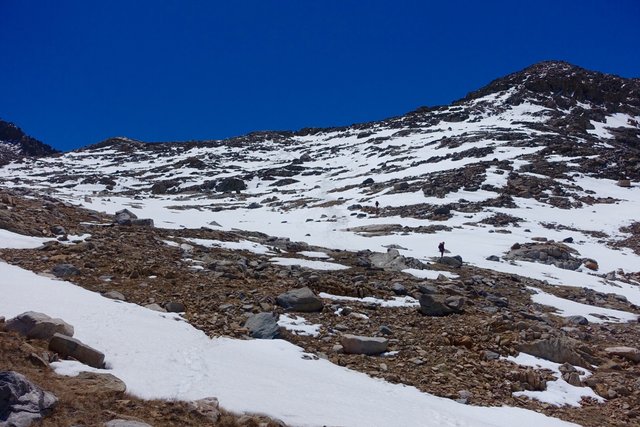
(5, 311), (74, 340)
(0, 371), (57, 427)
(505, 242), (583, 270)
(604, 346), (640, 363)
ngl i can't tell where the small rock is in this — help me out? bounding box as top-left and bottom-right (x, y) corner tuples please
(144, 303), (166, 312)
(114, 209), (137, 225)
(52, 263), (80, 278)
(379, 325), (393, 335)
(102, 291), (126, 301)
(617, 179), (631, 188)
(583, 260), (599, 271)
(486, 255), (500, 262)
(341, 334), (388, 355)
(419, 294), (455, 316)
(164, 301), (186, 312)
(564, 315), (589, 326)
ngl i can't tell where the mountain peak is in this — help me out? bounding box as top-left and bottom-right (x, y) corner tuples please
(460, 61), (640, 112)
(0, 119), (58, 164)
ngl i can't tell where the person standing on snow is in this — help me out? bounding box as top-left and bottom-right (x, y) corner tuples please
(438, 241), (445, 259)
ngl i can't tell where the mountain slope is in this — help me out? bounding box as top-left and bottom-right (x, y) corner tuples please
(0, 61), (639, 427)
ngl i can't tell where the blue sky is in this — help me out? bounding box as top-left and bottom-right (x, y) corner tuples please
(1, 1), (639, 151)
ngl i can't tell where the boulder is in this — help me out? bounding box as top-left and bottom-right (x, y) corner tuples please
(517, 337), (597, 369)
(391, 283), (407, 296)
(341, 335), (388, 355)
(0, 371), (58, 427)
(50, 225), (66, 236)
(617, 179), (631, 188)
(102, 291), (126, 301)
(418, 294), (462, 316)
(583, 260), (598, 271)
(144, 303), (166, 312)
(369, 248), (425, 271)
(51, 263), (80, 278)
(564, 315), (589, 326)
(604, 346), (640, 363)
(5, 311), (74, 340)
(244, 313), (279, 339)
(164, 301), (186, 313)
(114, 209), (137, 225)
(189, 397), (220, 423)
(72, 372), (126, 398)
(130, 218), (154, 227)
(276, 287), (323, 312)
(438, 256), (463, 268)
(48, 333), (105, 369)
(216, 177), (246, 193)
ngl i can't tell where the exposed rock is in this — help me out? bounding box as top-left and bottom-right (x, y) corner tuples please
(102, 291), (126, 301)
(604, 346), (640, 363)
(418, 294), (463, 316)
(617, 179), (631, 188)
(188, 397), (220, 423)
(244, 313), (279, 339)
(216, 177), (246, 193)
(340, 334), (388, 355)
(517, 337), (597, 369)
(73, 372), (126, 397)
(51, 263), (80, 278)
(114, 209), (137, 225)
(144, 303), (166, 312)
(130, 218), (154, 227)
(48, 333), (105, 368)
(104, 420), (153, 427)
(391, 283), (407, 295)
(50, 225), (66, 236)
(505, 242), (582, 270)
(5, 311), (74, 340)
(564, 315), (589, 326)
(276, 287), (323, 312)
(583, 259), (599, 271)
(164, 302), (186, 313)
(438, 255), (463, 268)
(0, 371), (58, 427)
(369, 248), (425, 271)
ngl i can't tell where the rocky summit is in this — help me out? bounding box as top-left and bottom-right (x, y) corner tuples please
(0, 61), (639, 427)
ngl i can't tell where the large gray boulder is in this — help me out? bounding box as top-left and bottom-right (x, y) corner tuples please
(244, 313), (279, 339)
(341, 335), (388, 355)
(5, 311), (74, 340)
(276, 287), (323, 312)
(518, 337), (598, 369)
(114, 209), (137, 225)
(216, 177), (247, 193)
(48, 333), (105, 369)
(370, 248), (425, 271)
(419, 294), (463, 316)
(0, 371), (58, 427)
(437, 255), (463, 268)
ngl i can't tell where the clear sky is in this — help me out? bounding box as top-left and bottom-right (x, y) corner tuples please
(1, 1), (639, 151)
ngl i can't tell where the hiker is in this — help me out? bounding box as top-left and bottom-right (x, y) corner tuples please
(375, 201), (380, 215)
(438, 242), (445, 259)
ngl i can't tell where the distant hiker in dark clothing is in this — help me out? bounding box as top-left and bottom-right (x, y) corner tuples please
(438, 242), (445, 259)
(375, 201), (380, 215)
